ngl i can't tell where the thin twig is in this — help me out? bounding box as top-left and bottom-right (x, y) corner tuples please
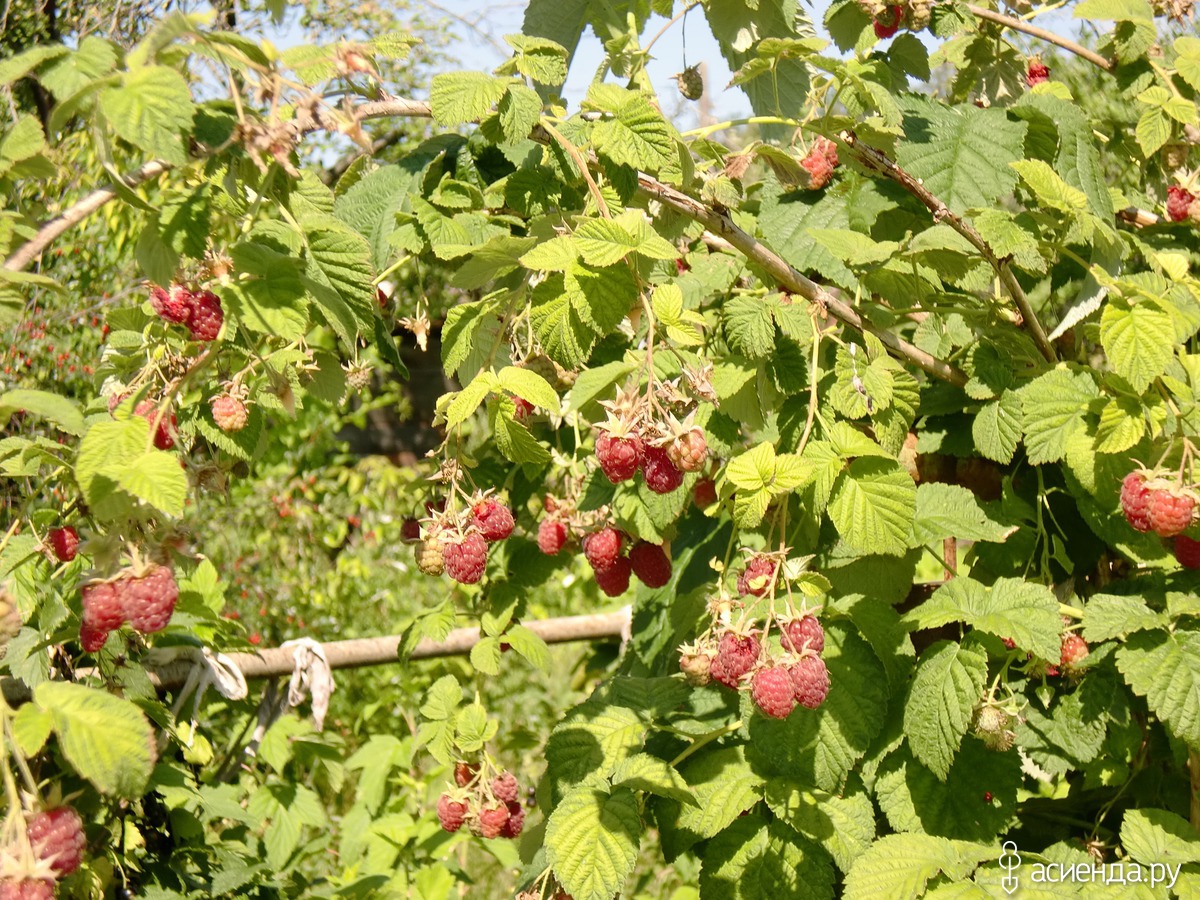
(967, 4), (1114, 72)
(843, 133), (1057, 364)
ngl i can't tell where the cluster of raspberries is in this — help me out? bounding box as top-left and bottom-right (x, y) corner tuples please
(411, 494), (515, 585)
(79, 564), (179, 651)
(861, 0), (932, 37)
(595, 421), (707, 494)
(799, 137), (840, 191)
(1119, 469), (1200, 569)
(0, 806), (86, 898)
(1167, 186), (1200, 225)
(148, 283), (224, 341)
(1001, 628), (1090, 681)
(436, 762), (527, 840)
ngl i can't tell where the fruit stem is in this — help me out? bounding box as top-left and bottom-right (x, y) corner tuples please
(669, 719), (743, 768)
(3, 716), (38, 796)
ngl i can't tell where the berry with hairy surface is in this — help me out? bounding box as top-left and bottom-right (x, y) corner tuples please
(642, 446), (683, 494)
(583, 527), (623, 571)
(737, 556), (777, 597)
(1060, 633), (1090, 673)
(1026, 59), (1050, 85)
(81, 581), (124, 632)
(973, 705), (1015, 751)
(594, 556), (632, 596)
(537, 518), (569, 555)
(47, 526), (79, 563)
(500, 800), (525, 838)
(680, 651), (713, 686)
(596, 429), (643, 483)
(149, 284), (191, 324)
(416, 531), (446, 576)
(211, 394), (248, 432)
(492, 772), (519, 803)
(1176, 535), (1200, 569)
(782, 616), (825, 655)
(629, 541), (672, 588)
(667, 429), (708, 473)
(135, 400), (177, 450)
(1148, 488), (1195, 537)
(477, 803), (511, 839)
(874, 5), (902, 37)
(1120, 471), (1153, 532)
(186, 289), (224, 341)
(790, 655), (831, 709)
(0, 879), (54, 900)
(454, 761), (479, 787)
(711, 632), (760, 688)
(444, 533), (488, 584)
(752, 666), (797, 719)
(436, 794), (467, 832)
(29, 806), (85, 877)
(675, 65), (703, 100)
(124, 565), (179, 633)
(1168, 186), (1196, 223)
(79, 622), (108, 653)
(693, 478), (717, 509)
(472, 499), (515, 542)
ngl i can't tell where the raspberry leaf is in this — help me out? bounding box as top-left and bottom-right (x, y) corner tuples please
(545, 781), (641, 900)
(910, 483), (1017, 545)
(671, 745), (766, 847)
(902, 638), (989, 781)
(1082, 593), (1167, 643)
(828, 457), (916, 556)
(843, 833), (995, 900)
(610, 753), (694, 805)
(1116, 627), (1200, 747)
(1121, 808), (1200, 868)
(544, 704), (646, 801)
(700, 816), (836, 899)
(765, 779), (876, 875)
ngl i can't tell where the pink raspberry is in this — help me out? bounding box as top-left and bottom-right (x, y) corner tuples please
(790, 655), (831, 709)
(149, 284), (192, 324)
(752, 666), (797, 719)
(782, 616), (825, 655)
(737, 556), (777, 597)
(512, 396), (534, 424)
(873, 4), (902, 38)
(79, 622), (109, 653)
(1168, 186), (1195, 223)
(693, 478), (717, 508)
(641, 446), (683, 494)
(596, 429), (643, 483)
(492, 771), (519, 803)
(628, 541), (671, 588)
(667, 429), (708, 473)
(186, 289), (224, 341)
(123, 565), (179, 634)
(437, 794), (467, 832)
(477, 803), (511, 839)
(583, 527), (623, 571)
(81, 580), (125, 632)
(1026, 59), (1050, 86)
(134, 400), (178, 450)
(211, 394), (248, 432)
(499, 800), (525, 838)
(0, 878), (54, 900)
(594, 556), (632, 596)
(710, 632), (760, 688)
(1148, 488), (1195, 538)
(1060, 633), (1089, 673)
(472, 499), (515, 542)
(537, 518), (568, 555)
(47, 526), (79, 563)
(454, 761), (479, 787)
(28, 806), (85, 877)
(1176, 535), (1200, 569)
(444, 533), (489, 584)
(1120, 471), (1153, 532)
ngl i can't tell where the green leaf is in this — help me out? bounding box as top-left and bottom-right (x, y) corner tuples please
(1017, 368), (1099, 465)
(1082, 594), (1167, 643)
(911, 483), (1017, 545)
(35, 682), (155, 798)
(545, 704), (646, 797)
(589, 90), (675, 172)
(1116, 628), (1200, 747)
(545, 783), (641, 900)
(1099, 299), (1176, 394)
(0, 44), (68, 87)
(674, 745), (766, 844)
(99, 65), (193, 164)
(521, 235), (579, 271)
(10, 704), (53, 758)
(765, 779), (876, 873)
(248, 782), (327, 870)
(903, 639), (989, 780)
(724, 296), (777, 359)
(116, 450), (188, 517)
(700, 816), (835, 899)
(303, 219), (377, 348)
(446, 371), (498, 427)
(495, 84), (543, 143)
(972, 390), (1022, 464)
(497, 366), (560, 412)
(494, 411), (551, 465)
(895, 101), (1027, 215)
(1121, 808), (1200, 867)
(500, 34), (569, 85)
(828, 457), (916, 556)
(531, 277), (596, 369)
(844, 833), (991, 900)
(902, 577), (1062, 661)
(610, 753), (694, 804)
(727, 442), (778, 492)
(1010, 159), (1090, 215)
(1135, 106), (1171, 157)
(429, 71), (508, 126)
(227, 241), (308, 339)
(573, 218), (640, 267)
(0, 389), (84, 435)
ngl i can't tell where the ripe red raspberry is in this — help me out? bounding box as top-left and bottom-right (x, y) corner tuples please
(790, 655), (831, 709)
(642, 446), (683, 494)
(583, 527), (623, 571)
(477, 803), (511, 839)
(444, 533), (489, 584)
(782, 616), (825, 655)
(416, 532), (446, 575)
(594, 556), (632, 596)
(710, 632), (761, 688)
(79, 622), (109, 652)
(454, 761), (479, 787)
(134, 400), (177, 450)
(472, 499), (515, 542)
(186, 289), (224, 341)
(628, 541), (671, 588)
(149, 284), (191, 324)
(1148, 489), (1195, 537)
(437, 794), (468, 832)
(1120, 471), (1153, 532)
(667, 429), (708, 473)
(596, 429), (643, 483)
(693, 478), (717, 509)
(401, 518), (421, 542)
(512, 396), (534, 423)
(28, 806), (85, 877)
(1060, 633), (1089, 673)
(537, 518), (569, 555)
(123, 565), (179, 633)
(873, 5), (902, 37)
(1168, 186), (1196, 223)
(211, 394), (248, 432)
(81, 580), (125, 632)
(500, 800), (525, 838)
(1026, 59), (1050, 86)
(492, 771), (519, 803)
(737, 556), (777, 597)
(47, 526), (79, 563)
(752, 666), (797, 719)
(801, 139), (838, 190)
(1176, 535), (1200, 569)
(0, 878), (54, 900)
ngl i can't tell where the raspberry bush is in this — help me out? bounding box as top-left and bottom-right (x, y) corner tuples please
(3, 0), (1200, 897)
